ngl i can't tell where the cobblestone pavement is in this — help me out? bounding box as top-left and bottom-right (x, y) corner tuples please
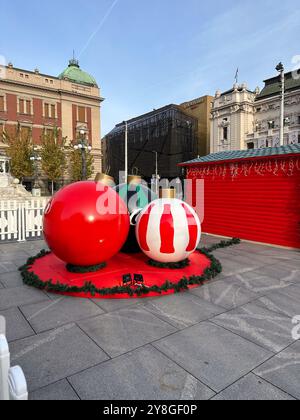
(0, 236), (299, 400)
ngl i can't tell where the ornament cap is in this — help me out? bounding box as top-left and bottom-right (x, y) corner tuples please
(94, 173), (115, 187)
(159, 188), (176, 199)
(127, 175), (142, 185)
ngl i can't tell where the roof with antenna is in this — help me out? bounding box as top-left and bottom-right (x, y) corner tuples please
(58, 58), (98, 87)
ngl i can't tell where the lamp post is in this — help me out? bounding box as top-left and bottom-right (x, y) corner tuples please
(276, 62), (285, 147)
(30, 147), (42, 193)
(152, 150), (159, 195)
(74, 129), (92, 180)
(124, 121), (128, 183)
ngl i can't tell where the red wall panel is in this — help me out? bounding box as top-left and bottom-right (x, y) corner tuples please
(187, 155), (300, 249)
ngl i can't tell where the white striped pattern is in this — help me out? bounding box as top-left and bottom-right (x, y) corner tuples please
(136, 199), (201, 263)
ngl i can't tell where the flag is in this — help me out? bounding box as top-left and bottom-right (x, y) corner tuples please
(234, 68), (239, 84)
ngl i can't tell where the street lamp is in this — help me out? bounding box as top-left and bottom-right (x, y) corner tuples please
(276, 62), (285, 146)
(123, 121), (128, 183)
(74, 129), (92, 180)
(152, 150), (159, 195)
(30, 146), (42, 190)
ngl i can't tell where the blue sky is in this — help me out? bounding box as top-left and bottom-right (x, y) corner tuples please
(1, 0), (300, 135)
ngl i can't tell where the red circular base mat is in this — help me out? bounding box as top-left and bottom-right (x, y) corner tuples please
(29, 252), (212, 299)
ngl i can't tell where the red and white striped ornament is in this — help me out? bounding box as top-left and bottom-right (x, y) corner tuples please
(136, 198), (201, 263)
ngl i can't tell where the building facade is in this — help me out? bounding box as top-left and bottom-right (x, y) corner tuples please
(210, 69), (300, 153)
(0, 59), (103, 182)
(103, 104), (198, 181)
(210, 84), (257, 152)
(103, 95), (213, 181)
(180, 95), (213, 156)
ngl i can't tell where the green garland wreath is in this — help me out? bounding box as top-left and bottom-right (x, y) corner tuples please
(66, 262), (107, 274)
(148, 259), (191, 269)
(19, 238), (240, 298)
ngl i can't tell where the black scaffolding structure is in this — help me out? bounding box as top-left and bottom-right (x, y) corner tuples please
(103, 104), (198, 182)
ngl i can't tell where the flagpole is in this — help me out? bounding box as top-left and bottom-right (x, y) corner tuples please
(235, 68), (239, 84)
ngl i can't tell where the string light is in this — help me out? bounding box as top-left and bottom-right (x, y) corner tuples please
(188, 158), (300, 181)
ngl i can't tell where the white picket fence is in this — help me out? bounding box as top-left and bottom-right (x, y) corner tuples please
(0, 198), (49, 242)
(0, 316), (28, 400)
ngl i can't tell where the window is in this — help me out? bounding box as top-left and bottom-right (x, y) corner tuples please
(26, 100), (31, 114)
(78, 106), (86, 123)
(0, 96), (4, 112)
(45, 128), (54, 139)
(19, 99), (31, 115)
(44, 103), (49, 118)
(51, 104), (56, 119)
(19, 99), (24, 114)
(268, 121), (275, 130)
(44, 103), (56, 119)
(20, 126), (31, 140)
(247, 142), (255, 150)
(223, 126), (228, 141)
(298, 134), (300, 144)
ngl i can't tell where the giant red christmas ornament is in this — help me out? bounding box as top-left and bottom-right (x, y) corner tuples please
(136, 198), (201, 263)
(43, 181), (130, 266)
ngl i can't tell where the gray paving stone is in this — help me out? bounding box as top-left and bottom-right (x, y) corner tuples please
(30, 379), (79, 400)
(78, 307), (177, 358)
(212, 373), (295, 400)
(211, 302), (295, 353)
(23, 242), (47, 256)
(14, 259), (28, 270)
(248, 264), (300, 284)
(0, 261), (18, 274)
(0, 243), (32, 253)
(257, 248), (300, 261)
(231, 242), (275, 253)
(0, 250), (29, 261)
(278, 260), (300, 271)
(0, 307), (35, 342)
(91, 297), (142, 313)
(222, 270), (292, 296)
(69, 345), (215, 400)
(0, 286), (49, 311)
(141, 293), (224, 329)
(189, 279), (258, 310)
(10, 323), (109, 392)
(256, 285), (300, 319)
(199, 235), (223, 247)
(217, 258), (263, 278)
(223, 253), (278, 268)
(254, 340), (300, 400)
(0, 270), (23, 288)
(153, 321), (272, 393)
(20, 296), (105, 333)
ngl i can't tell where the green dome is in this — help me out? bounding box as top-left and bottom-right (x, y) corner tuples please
(58, 59), (98, 87)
